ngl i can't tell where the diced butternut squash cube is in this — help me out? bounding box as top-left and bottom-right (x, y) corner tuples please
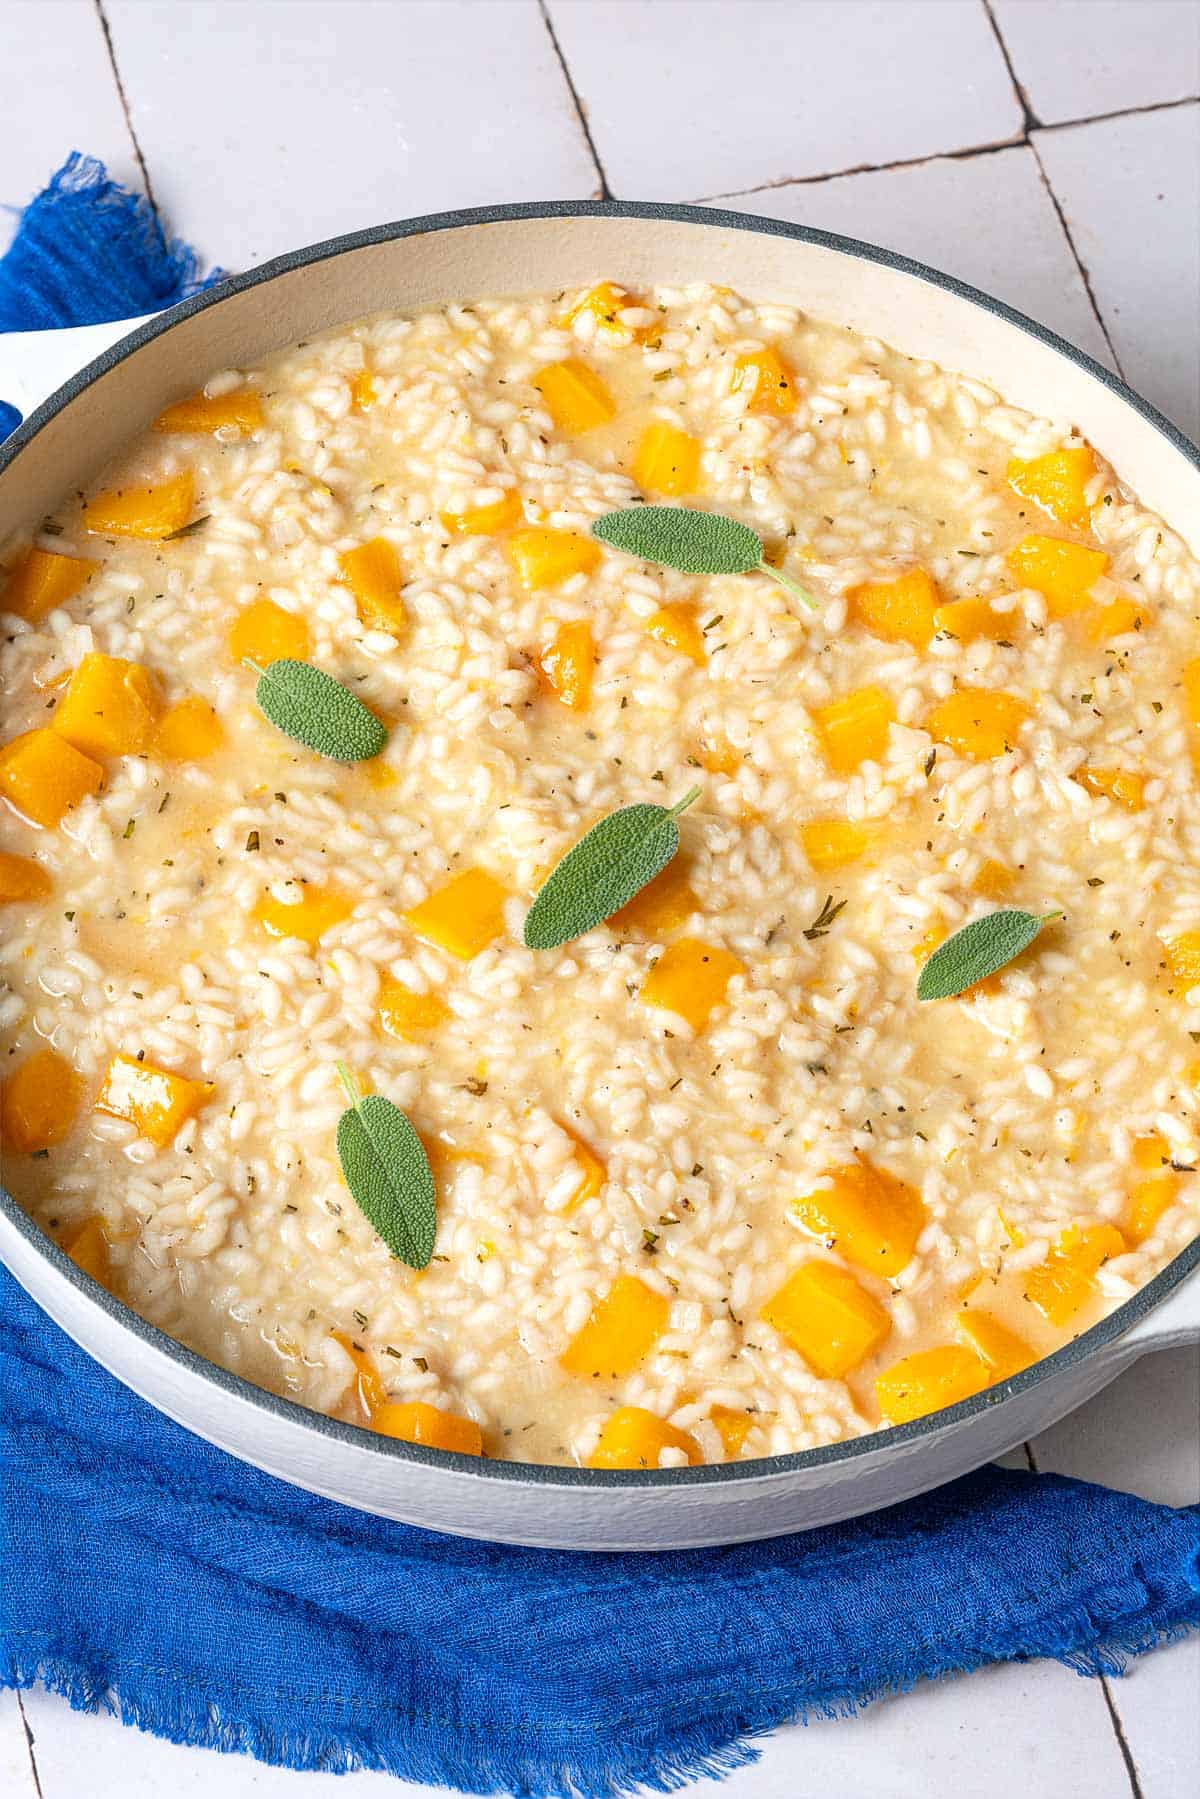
(645, 603), (706, 665)
(609, 856), (697, 936)
(933, 596), (1010, 642)
(849, 568), (940, 651)
(82, 471), (196, 540)
(1075, 765), (1145, 810)
(1007, 447), (1097, 528)
(1086, 596), (1151, 644)
(1025, 1222), (1127, 1326)
(64, 1217), (111, 1286)
(228, 597), (312, 665)
(559, 1122), (607, 1213)
(538, 620), (596, 710)
(732, 346), (797, 415)
(404, 867), (509, 960)
(793, 1159), (926, 1278)
(95, 1051), (213, 1148)
(2, 1047), (81, 1152)
(440, 491), (523, 536)
(52, 653), (159, 760)
(532, 359), (616, 434)
(875, 1345), (988, 1425)
(1125, 1171), (1178, 1246)
(760, 1259), (891, 1379)
(633, 422), (702, 496)
(331, 1330), (388, 1415)
(640, 937), (744, 1032)
(926, 688), (1030, 761)
(560, 1274), (670, 1380)
(563, 282), (644, 343)
(0, 729), (103, 827)
(1163, 933), (1200, 987)
(588, 1406), (702, 1469)
(154, 387), (263, 436)
(372, 1401), (483, 1456)
(972, 858), (1013, 900)
(955, 1311), (1036, 1381)
(507, 528), (600, 591)
(339, 537), (406, 634)
(1183, 658), (1200, 724)
(709, 1405), (754, 1457)
(697, 737), (741, 777)
(813, 686), (896, 774)
(349, 368), (377, 412)
(153, 695), (224, 760)
(1132, 1131), (1171, 1174)
(255, 885), (353, 946)
(2, 547), (97, 623)
(800, 817), (880, 872)
(0, 850), (52, 903)
(378, 976), (451, 1038)
(1005, 533), (1109, 617)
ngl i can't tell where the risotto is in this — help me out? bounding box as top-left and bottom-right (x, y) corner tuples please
(1, 279), (1198, 1471)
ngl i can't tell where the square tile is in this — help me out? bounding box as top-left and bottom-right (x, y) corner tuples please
(993, 0), (1200, 125)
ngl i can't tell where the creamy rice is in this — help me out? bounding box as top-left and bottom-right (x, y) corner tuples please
(2, 279), (1198, 1469)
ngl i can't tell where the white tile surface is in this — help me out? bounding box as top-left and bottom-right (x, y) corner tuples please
(546, 0), (1023, 198)
(0, 1691), (35, 1798)
(1034, 104), (1200, 441)
(0, 0), (143, 253)
(712, 145), (1113, 364)
(103, 0), (598, 269)
(992, 0), (1200, 125)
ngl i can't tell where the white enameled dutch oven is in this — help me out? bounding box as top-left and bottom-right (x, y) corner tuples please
(1, 203), (1198, 1551)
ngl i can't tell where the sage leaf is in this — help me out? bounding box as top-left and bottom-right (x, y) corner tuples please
(524, 786), (700, 950)
(334, 1063), (436, 1268)
(249, 658), (387, 761)
(917, 907), (1062, 1002)
(592, 505), (816, 611)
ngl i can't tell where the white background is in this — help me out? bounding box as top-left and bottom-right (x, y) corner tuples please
(0, 2), (1197, 1795)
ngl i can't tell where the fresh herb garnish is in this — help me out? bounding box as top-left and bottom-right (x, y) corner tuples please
(592, 506), (816, 611)
(917, 908), (1063, 1002)
(803, 894), (847, 941)
(246, 658), (387, 762)
(334, 1063), (436, 1268)
(164, 514), (212, 541)
(524, 786), (700, 950)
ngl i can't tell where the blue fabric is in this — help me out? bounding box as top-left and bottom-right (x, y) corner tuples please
(1, 156), (1199, 1793)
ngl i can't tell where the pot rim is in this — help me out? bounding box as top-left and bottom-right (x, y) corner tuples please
(2, 197), (1198, 1491)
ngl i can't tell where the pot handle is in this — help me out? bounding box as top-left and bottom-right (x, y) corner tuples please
(0, 315), (157, 426)
(1117, 1264), (1200, 1357)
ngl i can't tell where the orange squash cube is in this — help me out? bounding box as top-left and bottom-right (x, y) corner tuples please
(709, 1405), (754, 1457)
(532, 359), (616, 434)
(64, 1217), (111, 1286)
(1007, 447), (1097, 528)
(609, 856), (697, 936)
(154, 387), (264, 436)
(732, 346), (798, 415)
(849, 568), (940, 651)
(378, 976), (451, 1038)
(349, 368), (378, 412)
(1163, 933), (1200, 988)
(2, 546), (97, 623)
(405, 867), (509, 960)
(563, 282), (644, 343)
(153, 695), (224, 760)
(331, 1329), (388, 1416)
(0, 729), (103, 828)
(339, 537), (406, 635)
(1086, 596), (1151, 644)
(561, 1274), (670, 1380)
(645, 603), (706, 665)
(372, 1401), (483, 1456)
(955, 1311), (1036, 1381)
(558, 1122), (607, 1213)
(875, 1345), (988, 1425)
(0, 850), (52, 903)
(539, 620), (596, 710)
(52, 653), (159, 760)
(1025, 1222), (1127, 1326)
(1125, 1171), (1178, 1246)
(933, 596), (1010, 642)
(972, 859), (1013, 900)
(82, 471), (196, 540)
(1005, 533), (1109, 617)
(760, 1259), (891, 1379)
(813, 685), (896, 774)
(926, 688), (1030, 761)
(440, 491), (523, 536)
(507, 528), (600, 592)
(255, 885), (353, 946)
(228, 598), (312, 665)
(800, 818), (880, 872)
(640, 936), (745, 1032)
(793, 1159), (926, 1278)
(2, 1047), (82, 1152)
(95, 1051), (213, 1148)
(1075, 765), (1145, 811)
(588, 1406), (702, 1469)
(633, 422), (702, 496)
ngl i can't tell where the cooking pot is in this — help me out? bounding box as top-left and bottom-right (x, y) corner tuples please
(2, 201), (1198, 1550)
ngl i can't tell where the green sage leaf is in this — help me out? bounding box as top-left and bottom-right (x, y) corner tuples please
(334, 1063), (436, 1268)
(524, 787), (700, 950)
(251, 658), (387, 762)
(592, 505), (817, 610)
(917, 908), (1062, 1002)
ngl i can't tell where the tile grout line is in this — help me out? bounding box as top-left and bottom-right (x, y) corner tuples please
(1100, 1675), (1148, 1799)
(15, 1693), (45, 1799)
(91, 0), (160, 217)
(536, 0), (612, 200)
(1028, 132), (1126, 378)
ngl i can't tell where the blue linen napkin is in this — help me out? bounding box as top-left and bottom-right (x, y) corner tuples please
(2, 156), (1199, 1795)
